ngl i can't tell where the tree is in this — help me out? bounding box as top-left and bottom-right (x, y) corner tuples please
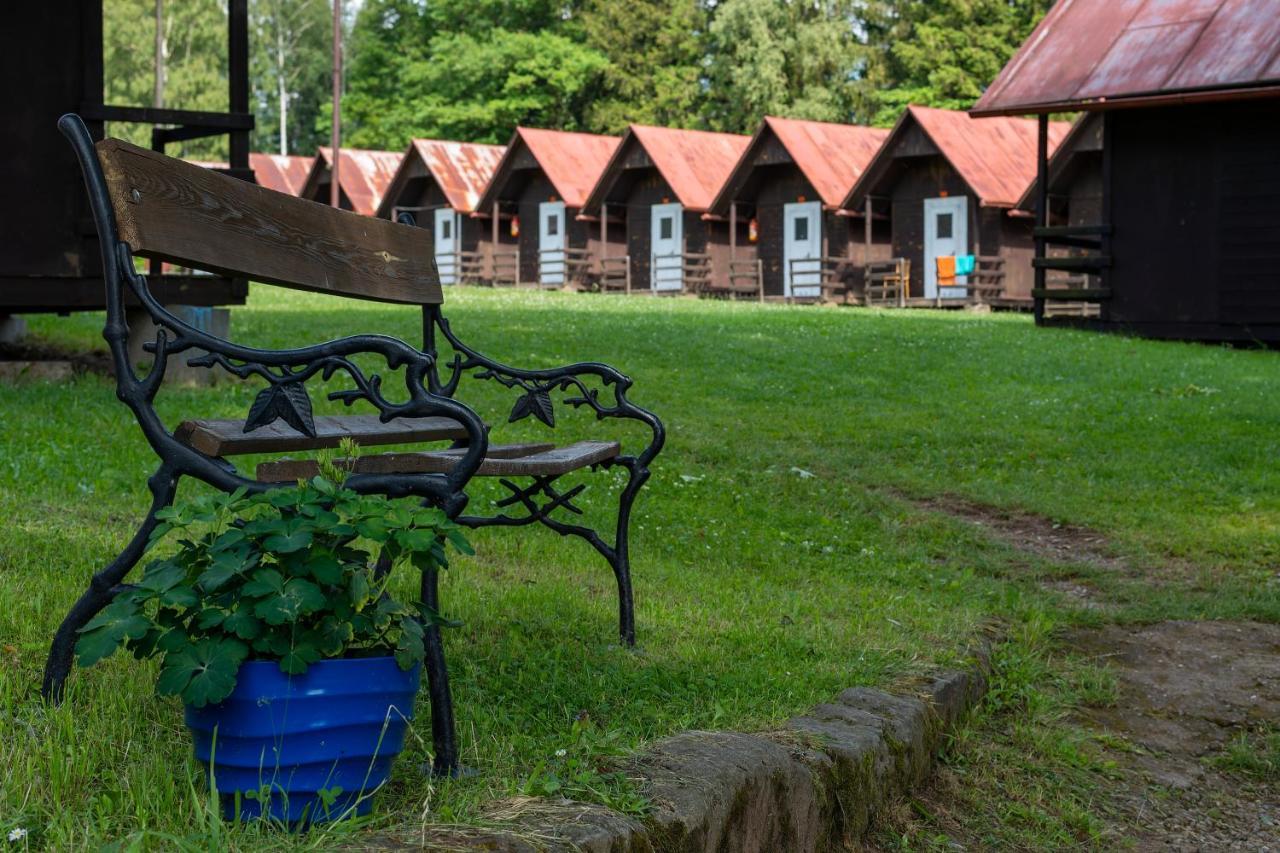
(703, 0), (869, 133)
(344, 28), (609, 147)
(250, 0), (330, 154)
(863, 0), (1051, 126)
(579, 0), (707, 133)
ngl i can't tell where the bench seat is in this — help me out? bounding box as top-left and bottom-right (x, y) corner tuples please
(255, 440), (620, 482)
(176, 414), (469, 457)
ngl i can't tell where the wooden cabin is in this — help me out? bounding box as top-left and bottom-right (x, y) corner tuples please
(474, 128), (620, 288)
(578, 126), (750, 295)
(843, 106), (1070, 308)
(973, 0), (1280, 342)
(706, 117), (890, 302)
(250, 153), (314, 197)
(1, 0), (250, 321)
(300, 147), (402, 216)
(376, 139), (506, 285)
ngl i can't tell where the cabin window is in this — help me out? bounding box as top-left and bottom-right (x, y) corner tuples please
(441, 219), (452, 239)
(794, 216), (809, 242)
(547, 214), (559, 236)
(936, 212), (953, 239)
(659, 216), (673, 240)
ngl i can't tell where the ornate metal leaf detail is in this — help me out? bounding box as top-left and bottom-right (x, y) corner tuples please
(243, 382), (316, 437)
(508, 389), (555, 428)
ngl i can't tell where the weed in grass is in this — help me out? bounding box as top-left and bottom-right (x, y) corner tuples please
(1210, 728), (1280, 781)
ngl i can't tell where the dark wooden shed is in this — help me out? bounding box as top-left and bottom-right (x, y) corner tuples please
(973, 0), (1280, 342)
(579, 125), (749, 295)
(843, 107), (1070, 308)
(707, 117), (890, 301)
(300, 147), (402, 216)
(375, 139), (505, 285)
(1, 1), (252, 319)
(474, 128), (620, 288)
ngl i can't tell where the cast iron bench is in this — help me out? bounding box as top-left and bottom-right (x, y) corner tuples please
(42, 115), (664, 776)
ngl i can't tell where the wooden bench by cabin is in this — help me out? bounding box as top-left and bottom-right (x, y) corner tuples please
(43, 115), (665, 778)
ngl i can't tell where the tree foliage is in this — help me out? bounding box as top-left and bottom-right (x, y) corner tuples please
(250, 0), (331, 155)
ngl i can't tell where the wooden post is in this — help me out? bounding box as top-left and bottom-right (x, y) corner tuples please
(730, 202), (737, 260)
(600, 203), (608, 283)
(1033, 113), (1048, 323)
(330, 0), (342, 209)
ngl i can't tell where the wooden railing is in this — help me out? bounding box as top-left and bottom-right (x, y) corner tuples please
(1042, 272), (1103, 318)
(435, 250), (486, 286)
(537, 248), (593, 289)
(967, 256), (1006, 305)
(490, 250), (519, 287)
(599, 256), (631, 294)
(787, 256), (857, 302)
(1030, 225), (1113, 305)
(704, 258), (763, 301)
(650, 252), (711, 293)
(864, 258), (910, 307)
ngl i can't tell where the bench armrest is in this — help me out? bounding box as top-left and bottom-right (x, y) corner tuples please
(426, 309), (665, 470)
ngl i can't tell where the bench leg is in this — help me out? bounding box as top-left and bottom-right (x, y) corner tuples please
(420, 566), (460, 776)
(41, 467), (178, 703)
(609, 548), (636, 648)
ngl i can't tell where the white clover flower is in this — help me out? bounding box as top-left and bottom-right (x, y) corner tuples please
(7, 828), (28, 842)
(555, 749), (567, 758)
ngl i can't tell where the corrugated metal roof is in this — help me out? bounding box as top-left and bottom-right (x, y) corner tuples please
(478, 128), (620, 211)
(972, 0), (1280, 115)
(250, 153), (313, 197)
(844, 106), (1071, 209)
(708, 117), (889, 214)
(764, 117), (890, 207)
(307, 147), (403, 215)
(581, 125), (749, 215)
(408, 139), (506, 214)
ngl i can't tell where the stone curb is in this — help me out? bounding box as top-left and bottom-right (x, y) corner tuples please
(460, 645), (991, 852)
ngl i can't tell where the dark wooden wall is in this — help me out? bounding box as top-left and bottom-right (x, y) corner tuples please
(514, 173), (590, 284)
(1103, 99), (1280, 339)
(387, 173), (512, 271)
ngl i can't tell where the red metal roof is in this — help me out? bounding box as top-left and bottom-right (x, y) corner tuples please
(250, 153), (313, 197)
(404, 139), (506, 214)
(306, 147), (403, 215)
(972, 0), (1280, 115)
(478, 128), (620, 211)
(764, 117), (890, 207)
(708, 117), (889, 214)
(629, 125), (750, 212)
(844, 106), (1072, 209)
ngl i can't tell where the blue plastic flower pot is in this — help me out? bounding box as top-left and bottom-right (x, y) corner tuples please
(184, 656), (421, 823)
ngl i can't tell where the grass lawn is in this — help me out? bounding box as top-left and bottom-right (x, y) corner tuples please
(2, 287), (1278, 849)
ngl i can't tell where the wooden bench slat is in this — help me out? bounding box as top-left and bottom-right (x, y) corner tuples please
(255, 440), (620, 482)
(176, 414), (469, 457)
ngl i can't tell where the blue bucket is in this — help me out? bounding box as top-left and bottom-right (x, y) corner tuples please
(184, 656), (421, 823)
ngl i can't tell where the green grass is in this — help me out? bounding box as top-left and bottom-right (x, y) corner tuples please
(2, 287), (1279, 848)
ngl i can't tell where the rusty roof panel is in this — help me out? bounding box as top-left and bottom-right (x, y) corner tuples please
(845, 106), (1071, 209)
(250, 153), (313, 196)
(612, 125), (750, 212)
(316, 147), (403, 215)
(410, 139), (506, 213)
(973, 0), (1280, 114)
(765, 117), (889, 206)
(513, 128), (621, 208)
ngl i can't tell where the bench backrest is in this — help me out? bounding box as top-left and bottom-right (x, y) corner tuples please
(96, 138), (441, 305)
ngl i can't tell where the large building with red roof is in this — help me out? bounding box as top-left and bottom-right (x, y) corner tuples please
(376, 139), (506, 285)
(708, 116), (890, 300)
(844, 106), (1070, 305)
(972, 0), (1280, 341)
(474, 128), (620, 287)
(580, 125), (750, 294)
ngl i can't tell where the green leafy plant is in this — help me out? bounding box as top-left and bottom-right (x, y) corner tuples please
(75, 440), (472, 707)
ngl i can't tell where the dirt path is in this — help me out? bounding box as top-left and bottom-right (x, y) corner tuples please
(894, 494), (1280, 850)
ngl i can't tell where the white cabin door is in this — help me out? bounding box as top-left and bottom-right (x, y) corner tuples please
(783, 201), (822, 298)
(539, 201), (566, 285)
(433, 208), (460, 285)
(650, 203), (684, 291)
(923, 196), (969, 299)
